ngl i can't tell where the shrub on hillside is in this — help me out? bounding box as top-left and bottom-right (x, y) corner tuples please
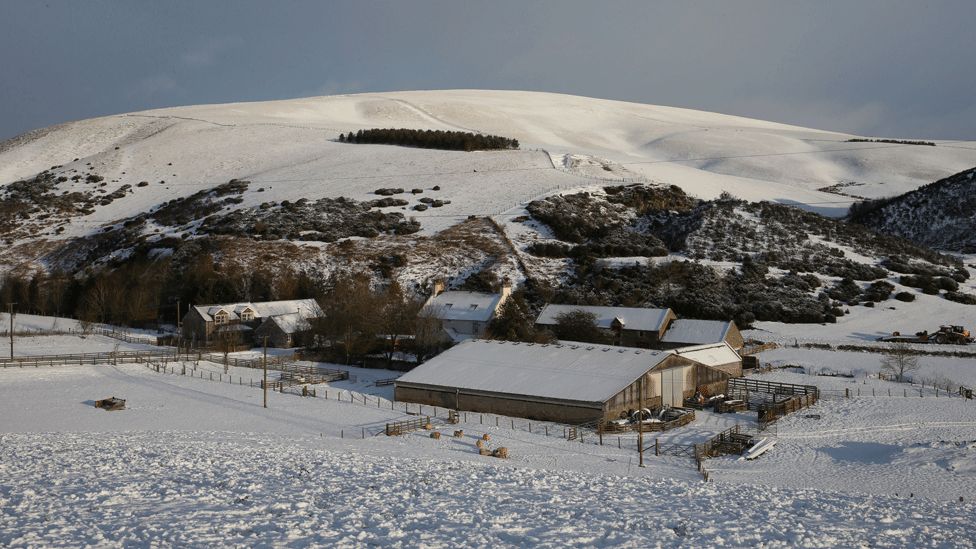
(343, 128), (518, 151)
(944, 291), (976, 305)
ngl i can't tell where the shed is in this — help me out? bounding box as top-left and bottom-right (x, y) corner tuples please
(672, 342), (743, 378)
(394, 339), (699, 424)
(535, 304), (676, 347)
(659, 319), (744, 351)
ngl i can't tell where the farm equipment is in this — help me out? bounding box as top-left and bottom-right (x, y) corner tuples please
(877, 325), (973, 345)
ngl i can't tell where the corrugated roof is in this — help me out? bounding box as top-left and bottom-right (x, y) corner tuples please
(396, 339), (673, 403)
(672, 342), (741, 366)
(536, 304), (672, 332)
(660, 319), (732, 345)
(424, 291), (504, 322)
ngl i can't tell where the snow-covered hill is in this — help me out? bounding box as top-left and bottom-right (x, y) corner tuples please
(3, 90), (976, 240)
(2, 90), (975, 336)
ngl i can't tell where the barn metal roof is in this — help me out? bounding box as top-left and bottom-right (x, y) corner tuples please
(396, 339), (675, 404)
(671, 342), (741, 366)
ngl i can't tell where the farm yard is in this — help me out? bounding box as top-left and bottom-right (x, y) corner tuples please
(1, 329), (975, 546)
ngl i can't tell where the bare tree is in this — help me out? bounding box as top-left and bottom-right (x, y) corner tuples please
(376, 281), (423, 366)
(880, 343), (920, 382)
(214, 328), (241, 373)
(414, 304), (445, 363)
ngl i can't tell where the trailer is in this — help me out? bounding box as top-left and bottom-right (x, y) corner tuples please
(877, 325), (973, 345)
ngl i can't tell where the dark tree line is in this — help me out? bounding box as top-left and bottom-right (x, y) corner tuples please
(0, 252), (320, 328)
(339, 128), (519, 152)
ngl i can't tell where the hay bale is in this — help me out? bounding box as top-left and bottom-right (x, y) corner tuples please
(479, 448), (492, 456)
(430, 431), (441, 440)
(481, 433), (491, 441)
(492, 447), (509, 459)
(453, 430), (464, 438)
(476, 439), (485, 449)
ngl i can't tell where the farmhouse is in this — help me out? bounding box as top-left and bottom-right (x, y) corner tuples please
(181, 299), (322, 347)
(422, 279), (511, 342)
(535, 304), (676, 347)
(394, 339), (732, 424)
(658, 319), (744, 351)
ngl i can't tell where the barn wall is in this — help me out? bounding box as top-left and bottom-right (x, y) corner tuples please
(395, 385), (604, 424)
(694, 363), (732, 396)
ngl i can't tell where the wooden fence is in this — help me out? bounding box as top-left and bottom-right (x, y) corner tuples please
(0, 350), (177, 367)
(386, 416), (431, 436)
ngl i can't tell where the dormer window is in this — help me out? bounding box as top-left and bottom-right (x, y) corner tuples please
(241, 309), (254, 321)
(214, 312), (228, 325)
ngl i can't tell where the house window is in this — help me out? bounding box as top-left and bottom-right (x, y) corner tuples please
(241, 310), (254, 321)
(214, 313), (227, 325)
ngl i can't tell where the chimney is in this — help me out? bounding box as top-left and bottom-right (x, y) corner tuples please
(432, 278), (446, 297)
(499, 277), (513, 300)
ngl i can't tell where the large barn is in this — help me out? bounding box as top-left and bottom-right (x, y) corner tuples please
(394, 339), (731, 424)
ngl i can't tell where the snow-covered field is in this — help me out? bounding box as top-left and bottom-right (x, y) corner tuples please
(2, 335), (976, 546)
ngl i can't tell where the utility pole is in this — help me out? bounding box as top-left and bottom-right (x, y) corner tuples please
(176, 299), (181, 330)
(263, 335), (268, 409)
(638, 375), (645, 467)
(7, 303), (16, 359)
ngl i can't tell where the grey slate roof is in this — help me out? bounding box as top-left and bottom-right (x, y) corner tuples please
(536, 304), (673, 333)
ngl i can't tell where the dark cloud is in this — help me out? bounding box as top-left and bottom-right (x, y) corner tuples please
(1, 1), (974, 140)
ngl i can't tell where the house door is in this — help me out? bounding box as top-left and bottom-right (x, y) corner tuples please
(661, 367), (686, 407)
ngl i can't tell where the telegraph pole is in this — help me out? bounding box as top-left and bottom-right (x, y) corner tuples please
(176, 299), (181, 330)
(638, 375), (645, 467)
(7, 303), (16, 359)
(263, 335), (268, 409)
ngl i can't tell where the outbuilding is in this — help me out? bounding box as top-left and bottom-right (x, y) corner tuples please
(658, 319), (744, 351)
(535, 304), (676, 347)
(394, 339), (723, 424)
(671, 342), (743, 378)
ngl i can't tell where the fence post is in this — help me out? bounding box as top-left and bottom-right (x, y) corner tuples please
(845, 388), (849, 398)
(655, 438), (659, 456)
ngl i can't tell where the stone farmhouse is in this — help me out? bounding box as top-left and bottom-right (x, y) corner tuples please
(422, 279), (512, 343)
(181, 299), (323, 348)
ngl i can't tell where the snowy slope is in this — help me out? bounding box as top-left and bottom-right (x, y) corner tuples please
(3, 334), (976, 546)
(3, 90), (975, 244)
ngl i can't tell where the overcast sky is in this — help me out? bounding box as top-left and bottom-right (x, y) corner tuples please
(2, 1), (975, 140)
